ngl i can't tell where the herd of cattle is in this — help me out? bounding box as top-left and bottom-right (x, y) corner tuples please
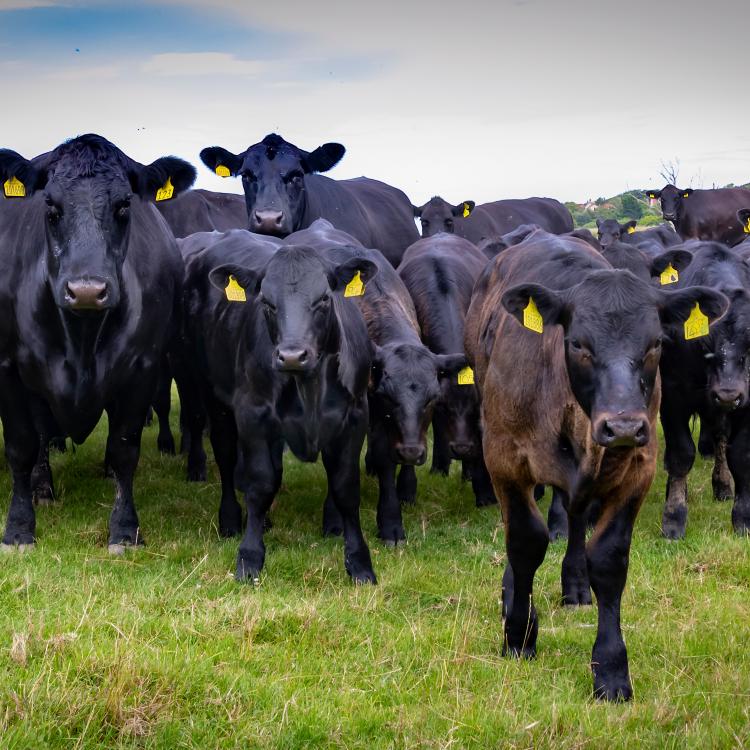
(1, 132), (750, 702)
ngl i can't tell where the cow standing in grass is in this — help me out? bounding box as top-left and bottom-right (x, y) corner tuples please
(464, 233), (726, 699)
(181, 231), (377, 582)
(0, 134), (194, 550)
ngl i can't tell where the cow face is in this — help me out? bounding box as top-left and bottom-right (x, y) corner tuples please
(413, 197), (475, 237)
(647, 185), (693, 224)
(702, 288), (750, 411)
(200, 134), (345, 237)
(209, 246), (377, 375)
(371, 343), (465, 464)
(502, 270), (728, 448)
(0, 134), (195, 313)
(434, 371), (481, 459)
(596, 218), (637, 249)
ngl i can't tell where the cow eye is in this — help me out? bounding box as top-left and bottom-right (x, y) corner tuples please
(260, 297), (276, 313)
(313, 294), (330, 309)
(242, 171), (257, 183)
(46, 203), (62, 226)
(114, 199), (131, 221)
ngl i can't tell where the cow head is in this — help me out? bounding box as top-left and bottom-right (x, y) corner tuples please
(433, 366), (482, 459)
(200, 134), (345, 237)
(596, 218), (637, 249)
(0, 134), (195, 313)
(209, 245), (377, 375)
(413, 196), (475, 237)
(370, 343), (465, 464)
(737, 209), (750, 236)
(646, 185), (693, 224)
(502, 270), (728, 448)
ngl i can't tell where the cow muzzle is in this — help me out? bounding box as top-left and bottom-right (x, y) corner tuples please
(449, 441), (475, 459)
(252, 210), (286, 235)
(64, 278), (111, 311)
(592, 415), (650, 448)
(710, 386), (745, 412)
(274, 345), (316, 373)
(395, 442), (427, 466)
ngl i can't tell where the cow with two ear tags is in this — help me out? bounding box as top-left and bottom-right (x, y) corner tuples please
(0, 134), (194, 551)
(465, 234), (727, 700)
(283, 220), (467, 545)
(182, 232), (379, 583)
(200, 133), (418, 267)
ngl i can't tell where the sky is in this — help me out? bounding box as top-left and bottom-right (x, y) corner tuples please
(0, 0), (748, 204)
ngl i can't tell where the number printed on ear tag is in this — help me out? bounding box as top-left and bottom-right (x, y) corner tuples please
(660, 263), (678, 285)
(344, 271), (365, 297)
(523, 297), (543, 333)
(225, 275), (247, 303)
(3, 176), (25, 198)
(155, 177), (174, 202)
(457, 366), (474, 386)
(684, 303), (709, 340)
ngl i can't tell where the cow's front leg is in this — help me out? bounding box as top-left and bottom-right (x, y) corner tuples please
(499, 482), (549, 659)
(369, 423), (406, 545)
(561, 504), (591, 605)
(587, 498), (639, 701)
(661, 398), (695, 539)
(207, 396), (242, 538)
(727, 415), (750, 534)
(396, 464), (417, 505)
(236, 436), (283, 582)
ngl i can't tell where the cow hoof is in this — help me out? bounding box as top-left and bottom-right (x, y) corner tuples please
(352, 569), (377, 585)
(502, 643), (536, 659)
(714, 489), (732, 502)
(379, 529), (406, 547)
(732, 507), (750, 535)
(398, 493), (416, 506)
(108, 543), (126, 555)
(662, 506), (687, 540)
(345, 553), (377, 584)
(430, 466), (450, 477)
(187, 466), (207, 482)
(593, 676), (633, 702)
(0, 542), (34, 553)
(34, 490), (56, 507)
(235, 553), (263, 583)
(562, 585), (592, 606)
(322, 522), (343, 538)
(157, 436), (177, 455)
(475, 493), (498, 508)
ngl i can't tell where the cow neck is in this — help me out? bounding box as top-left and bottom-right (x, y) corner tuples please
(59, 308), (111, 370)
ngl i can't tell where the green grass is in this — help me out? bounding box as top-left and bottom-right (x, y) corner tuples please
(0, 402), (749, 749)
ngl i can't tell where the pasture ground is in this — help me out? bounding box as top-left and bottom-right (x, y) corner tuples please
(0, 398), (748, 749)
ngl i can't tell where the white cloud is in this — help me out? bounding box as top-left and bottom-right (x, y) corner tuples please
(141, 52), (266, 77)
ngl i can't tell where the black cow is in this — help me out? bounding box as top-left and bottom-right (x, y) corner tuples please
(182, 232), (377, 582)
(283, 220), (466, 544)
(157, 188), (247, 238)
(413, 195), (573, 242)
(0, 134), (194, 550)
(398, 233), (496, 507)
(596, 218), (680, 251)
(601, 242), (693, 284)
(646, 185), (750, 246)
(199, 134), (418, 267)
(464, 233), (726, 699)
(659, 242), (750, 539)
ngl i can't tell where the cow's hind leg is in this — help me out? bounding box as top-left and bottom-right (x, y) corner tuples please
(471, 454), (497, 507)
(561, 505), (591, 605)
(153, 362), (175, 455)
(727, 417), (750, 534)
(587, 498), (640, 701)
(499, 482), (549, 659)
(235, 437), (283, 582)
(547, 486), (569, 540)
(661, 400), (695, 539)
(430, 412), (451, 476)
(369, 424), (406, 545)
(207, 397), (242, 538)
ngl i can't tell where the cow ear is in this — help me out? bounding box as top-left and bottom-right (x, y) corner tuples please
(302, 143), (345, 174)
(501, 282), (567, 331)
(737, 209), (750, 233)
(650, 249), (693, 280)
(370, 343), (385, 388)
(208, 263), (262, 300)
(645, 189), (662, 200)
(682, 188), (694, 198)
(412, 204), (424, 218)
(657, 285), (728, 333)
(137, 156), (196, 203)
(0, 149), (45, 198)
(622, 220), (638, 233)
(329, 256), (378, 294)
(452, 200), (475, 217)
(200, 146), (244, 177)
(433, 352), (467, 376)
(595, 218), (603, 230)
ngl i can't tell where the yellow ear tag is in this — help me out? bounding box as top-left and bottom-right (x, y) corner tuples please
(745, 218), (750, 234)
(683, 192), (689, 198)
(224, 275), (247, 303)
(462, 202), (471, 218)
(648, 193), (656, 199)
(684, 303), (709, 340)
(344, 270), (365, 298)
(523, 297), (543, 334)
(3, 176), (25, 198)
(215, 165), (230, 178)
(457, 366), (475, 386)
(155, 176), (174, 202)
(660, 263), (679, 285)
(627, 226), (636, 234)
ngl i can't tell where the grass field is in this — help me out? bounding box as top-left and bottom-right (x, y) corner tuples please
(0, 401), (749, 749)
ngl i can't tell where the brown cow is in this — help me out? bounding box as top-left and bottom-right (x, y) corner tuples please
(464, 233), (727, 700)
